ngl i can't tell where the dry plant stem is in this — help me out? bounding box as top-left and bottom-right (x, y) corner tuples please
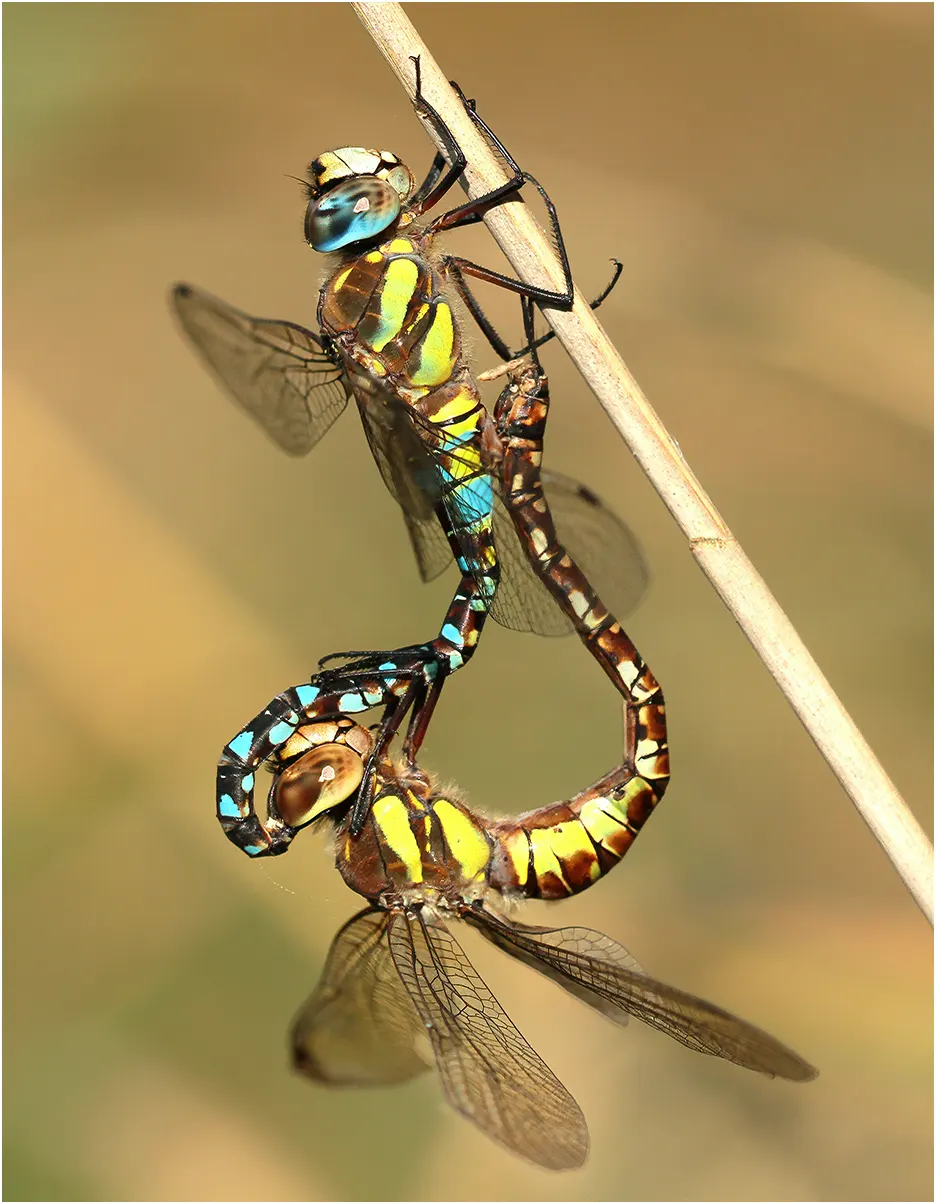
(352, 3), (934, 925)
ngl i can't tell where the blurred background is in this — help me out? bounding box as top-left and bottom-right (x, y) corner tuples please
(4, 4), (932, 1200)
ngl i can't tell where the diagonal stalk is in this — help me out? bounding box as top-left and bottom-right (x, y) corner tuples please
(351, 2), (933, 925)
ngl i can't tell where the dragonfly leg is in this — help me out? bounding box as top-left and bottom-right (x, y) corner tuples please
(400, 670), (446, 767)
(410, 149), (450, 211)
(447, 258), (624, 364)
(310, 561), (493, 834)
(406, 55), (470, 214)
(412, 68), (579, 313)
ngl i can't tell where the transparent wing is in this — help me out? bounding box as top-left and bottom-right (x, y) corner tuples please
(487, 470), (650, 636)
(466, 908), (818, 1082)
(171, 283), (351, 455)
(386, 908), (589, 1171)
(291, 908), (431, 1086)
(358, 400), (453, 582)
(468, 910), (644, 1025)
(367, 399), (650, 635)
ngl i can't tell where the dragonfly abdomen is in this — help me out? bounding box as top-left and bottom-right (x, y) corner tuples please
(487, 773), (661, 901)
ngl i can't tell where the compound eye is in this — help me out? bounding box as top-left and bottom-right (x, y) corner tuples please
(304, 177), (401, 252)
(274, 743), (365, 828)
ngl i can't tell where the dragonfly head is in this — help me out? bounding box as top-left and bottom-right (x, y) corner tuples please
(304, 148), (415, 252)
(270, 716), (374, 829)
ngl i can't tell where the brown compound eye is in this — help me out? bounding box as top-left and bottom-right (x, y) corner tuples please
(274, 743), (365, 828)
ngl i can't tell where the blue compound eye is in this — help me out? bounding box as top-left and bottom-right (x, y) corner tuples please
(305, 177), (401, 252)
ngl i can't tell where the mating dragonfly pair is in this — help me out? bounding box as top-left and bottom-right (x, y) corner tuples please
(174, 59), (815, 1170)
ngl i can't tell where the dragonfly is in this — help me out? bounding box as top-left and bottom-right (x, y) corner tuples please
(268, 716), (816, 1171)
(210, 334), (659, 860)
(236, 353), (815, 1167)
(174, 61), (646, 848)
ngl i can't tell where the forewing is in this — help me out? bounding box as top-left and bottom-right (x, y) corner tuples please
(358, 401), (453, 582)
(386, 909), (589, 1171)
(172, 283), (350, 455)
(468, 909), (817, 1082)
(291, 908), (431, 1086)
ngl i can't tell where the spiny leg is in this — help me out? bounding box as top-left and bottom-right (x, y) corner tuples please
(448, 256), (624, 364)
(408, 58), (574, 312)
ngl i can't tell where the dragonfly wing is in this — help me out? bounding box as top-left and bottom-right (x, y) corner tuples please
(291, 908), (431, 1086)
(466, 908), (644, 1025)
(468, 908), (817, 1082)
(386, 908), (589, 1171)
(488, 470), (651, 637)
(358, 401), (453, 583)
(172, 283), (350, 455)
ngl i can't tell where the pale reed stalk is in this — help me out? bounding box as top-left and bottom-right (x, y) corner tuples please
(351, 2), (933, 924)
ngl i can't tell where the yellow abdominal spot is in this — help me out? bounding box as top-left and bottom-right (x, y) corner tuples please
(530, 829), (569, 891)
(434, 800), (490, 880)
(373, 792), (422, 883)
(547, 822), (601, 881)
(578, 797), (628, 849)
(503, 829), (529, 886)
(432, 388), (476, 424)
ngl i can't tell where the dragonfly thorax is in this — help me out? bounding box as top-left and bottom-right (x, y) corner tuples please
(305, 148), (416, 253)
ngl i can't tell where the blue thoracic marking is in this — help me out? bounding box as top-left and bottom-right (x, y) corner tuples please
(268, 720), (296, 745)
(241, 774), (254, 793)
(228, 730), (254, 761)
(218, 794), (241, 818)
(294, 685), (319, 707)
(338, 692), (369, 713)
(244, 844), (265, 857)
(441, 623), (462, 646)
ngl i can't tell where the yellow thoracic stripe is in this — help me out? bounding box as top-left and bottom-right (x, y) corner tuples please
(433, 799), (490, 880)
(373, 791), (423, 883)
(409, 302), (456, 387)
(370, 258), (419, 353)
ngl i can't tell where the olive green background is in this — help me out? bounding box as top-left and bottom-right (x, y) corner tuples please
(4, 4), (932, 1201)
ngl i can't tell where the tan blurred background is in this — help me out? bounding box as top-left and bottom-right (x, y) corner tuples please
(4, 4), (932, 1200)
